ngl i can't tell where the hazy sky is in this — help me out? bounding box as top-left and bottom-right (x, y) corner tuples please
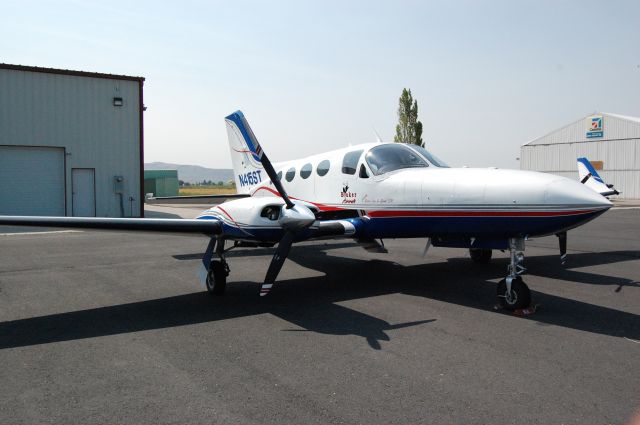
(2, 0), (639, 169)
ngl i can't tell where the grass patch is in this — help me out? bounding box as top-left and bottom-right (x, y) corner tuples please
(179, 186), (237, 196)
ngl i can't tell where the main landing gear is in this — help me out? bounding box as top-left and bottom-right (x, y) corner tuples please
(496, 238), (531, 310)
(205, 239), (230, 296)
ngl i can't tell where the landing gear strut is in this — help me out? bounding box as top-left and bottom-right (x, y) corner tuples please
(205, 239), (230, 296)
(497, 238), (531, 310)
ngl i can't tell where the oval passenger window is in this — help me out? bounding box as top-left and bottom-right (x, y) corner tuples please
(316, 160), (330, 176)
(300, 163), (312, 179)
(285, 167), (296, 182)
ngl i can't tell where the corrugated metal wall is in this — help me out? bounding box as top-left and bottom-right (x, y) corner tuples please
(0, 68), (142, 216)
(521, 114), (640, 199)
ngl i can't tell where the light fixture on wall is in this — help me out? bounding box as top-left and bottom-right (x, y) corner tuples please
(113, 97), (123, 107)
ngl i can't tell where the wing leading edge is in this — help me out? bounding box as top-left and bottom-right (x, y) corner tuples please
(0, 216), (222, 235)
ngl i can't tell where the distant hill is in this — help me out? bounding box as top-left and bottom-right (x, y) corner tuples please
(145, 162), (234, 184)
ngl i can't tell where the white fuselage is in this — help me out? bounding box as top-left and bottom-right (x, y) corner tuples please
(257, 143), (608, 213)
(205, 142), (611, 243)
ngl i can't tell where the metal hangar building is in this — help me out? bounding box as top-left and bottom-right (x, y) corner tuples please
(520, 112), (640, 199)
(0, 64), (145, 217)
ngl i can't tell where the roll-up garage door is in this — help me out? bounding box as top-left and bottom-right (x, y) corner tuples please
(0, 146), (65, 216)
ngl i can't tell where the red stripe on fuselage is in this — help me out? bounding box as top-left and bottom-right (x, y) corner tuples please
(250, 186), (600, 218)
(366, 209), (599, 218)
(252, 186), (344, 212)
(214, 205), (246, 228)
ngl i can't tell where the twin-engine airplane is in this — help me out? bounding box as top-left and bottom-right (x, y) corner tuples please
(0, 111), (616, 310)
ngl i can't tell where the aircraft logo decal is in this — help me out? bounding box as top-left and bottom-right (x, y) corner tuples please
(341, 183), (357, 204)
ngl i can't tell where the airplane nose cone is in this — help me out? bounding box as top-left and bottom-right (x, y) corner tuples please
(545, 177), (612, 210)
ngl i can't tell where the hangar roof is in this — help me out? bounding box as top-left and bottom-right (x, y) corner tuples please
(523, 112), (640, 146)
(603, 112), (640, 124)
(0, 63), (144, 82)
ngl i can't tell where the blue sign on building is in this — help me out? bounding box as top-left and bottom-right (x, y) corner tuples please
(586, 116), (603, 138)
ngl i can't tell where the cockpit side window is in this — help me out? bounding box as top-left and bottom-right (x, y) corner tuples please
(365, 144), (428, 176)
(359, 164), (369, 178)
(341, 150), (363, 175)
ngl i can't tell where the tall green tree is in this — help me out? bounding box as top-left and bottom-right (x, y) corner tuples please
(394, 88), (424, 147)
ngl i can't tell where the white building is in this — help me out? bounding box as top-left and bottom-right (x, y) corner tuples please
(520, 112), (640, 199)
(0, 64), (145, 217)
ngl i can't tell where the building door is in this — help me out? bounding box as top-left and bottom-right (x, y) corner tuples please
(72, 168), (96, 217)
(0, 145), (65, 216)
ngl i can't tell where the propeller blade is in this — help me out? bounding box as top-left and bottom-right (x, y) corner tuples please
(422, 238), (432, 258)
(557, 231), (567, 264)
(261, 230), (295, 296)
(197, 237), (217, 284)
(234, 112), (294, 209)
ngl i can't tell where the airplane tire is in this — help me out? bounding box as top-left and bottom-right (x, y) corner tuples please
(497, 276), (531, 310)
(470, 248), (492, 263)
(206, 261), (227, 296)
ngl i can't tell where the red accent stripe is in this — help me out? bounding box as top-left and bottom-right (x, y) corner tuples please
(215, 206), (244, 228)
(250, 186), (600, 218)
(232, 148), (254, 154)
(366, 209), (598, 218)
(252, 186), (345, 212)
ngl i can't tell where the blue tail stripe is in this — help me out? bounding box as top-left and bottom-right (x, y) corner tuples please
(577, 157), (604, 183)
(225, 110), (261, 163)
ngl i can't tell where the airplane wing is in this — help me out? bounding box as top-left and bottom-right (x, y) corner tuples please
(0, 111), (363, 298)
(0, 214), (361, 240)
(150, 194), (249, 201)
(0, 216), (222, 235)
(577, 157), (619, 197)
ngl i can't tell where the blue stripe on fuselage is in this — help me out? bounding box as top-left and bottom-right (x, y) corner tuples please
(358, 210), (605, 239)
(197, 210), (604, 244)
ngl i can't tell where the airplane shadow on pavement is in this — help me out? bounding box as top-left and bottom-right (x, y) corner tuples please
(0, 245), (638, 350)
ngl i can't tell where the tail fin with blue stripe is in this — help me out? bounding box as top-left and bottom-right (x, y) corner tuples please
(577, 157), (619, 197)
(225, 111), (265, 194)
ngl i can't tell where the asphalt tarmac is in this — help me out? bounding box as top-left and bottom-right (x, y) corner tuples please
(0, 207), (638, 424)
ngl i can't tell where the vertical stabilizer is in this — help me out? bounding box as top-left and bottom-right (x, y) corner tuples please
(577, 157), (619, 197)
(225, 111), (266, 194)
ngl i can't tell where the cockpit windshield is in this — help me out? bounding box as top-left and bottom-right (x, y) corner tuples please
(408, 145), (449, 168)
(365, 144), (428, 175)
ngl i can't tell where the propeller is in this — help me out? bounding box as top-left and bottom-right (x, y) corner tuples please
(235, 112), (294, 210)
(261, 230), (295, 296)
(557, 231), (567, 264)
(229, 111), (315, 296)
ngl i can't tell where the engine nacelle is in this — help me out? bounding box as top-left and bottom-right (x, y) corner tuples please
(200, 197), (317, 230)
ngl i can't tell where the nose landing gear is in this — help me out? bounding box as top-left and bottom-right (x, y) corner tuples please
(497, 238), (531, 310)
(206, 259), (229, 295)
